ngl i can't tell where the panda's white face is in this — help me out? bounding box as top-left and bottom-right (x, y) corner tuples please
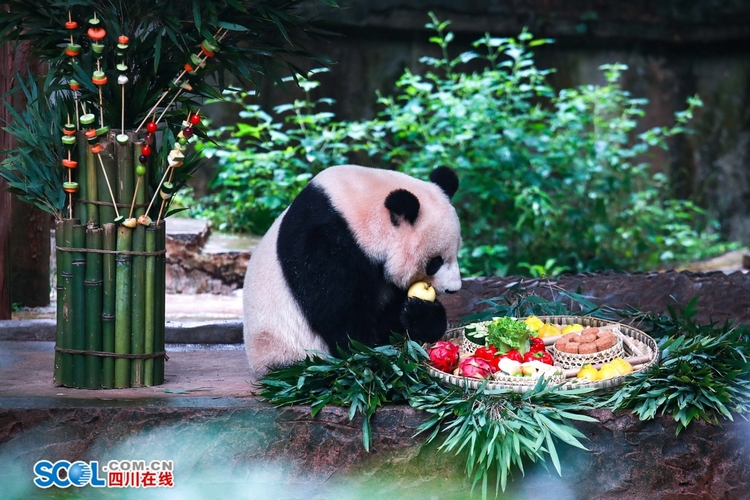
(313, 165), (462, 295)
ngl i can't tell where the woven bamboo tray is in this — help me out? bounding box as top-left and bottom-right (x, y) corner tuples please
(426, 316), (660, 394)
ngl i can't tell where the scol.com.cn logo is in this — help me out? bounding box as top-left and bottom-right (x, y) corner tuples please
(33, 459), (174, 489)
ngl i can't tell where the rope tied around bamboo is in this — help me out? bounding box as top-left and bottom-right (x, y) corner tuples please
(55, 246), (166, 257)
(54, 346), (169, 361)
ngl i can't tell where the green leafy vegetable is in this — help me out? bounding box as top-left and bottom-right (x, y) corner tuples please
(485, 317), (531, 354)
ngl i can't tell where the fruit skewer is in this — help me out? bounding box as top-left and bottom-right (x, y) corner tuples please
(135, 28), (225, 133)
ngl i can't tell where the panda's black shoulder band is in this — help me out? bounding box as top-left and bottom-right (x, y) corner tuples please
(429, 166), (459, 200)
(385, 189), (420, 226)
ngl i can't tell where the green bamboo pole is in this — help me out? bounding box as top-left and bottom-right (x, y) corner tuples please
(130, 224), (146, 387)
(133, 140), (146, 218)
(75, 131), (87, 222)
(115, 132), (135, 211)
(97, 139), (117, 224)
(53, 220), (65, 385)
(71, 224), (86, 388)
(154, 221), (166, 385)
(84, 226), (103, 389)
(60, 218), (76, 387)
(115, 225), (133, 388)
(85, 144), (99, 227)
(102, 223), (116, 388)
(144, 223), (156, 386)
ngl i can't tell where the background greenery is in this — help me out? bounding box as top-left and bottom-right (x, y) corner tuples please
(186, 15), (733, 277)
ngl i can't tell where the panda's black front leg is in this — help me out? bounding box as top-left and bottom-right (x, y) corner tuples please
(400, 297), (448, 343)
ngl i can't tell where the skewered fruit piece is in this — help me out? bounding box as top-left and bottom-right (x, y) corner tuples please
(65, 44), (81, 57)
(92, 70), (108, 85)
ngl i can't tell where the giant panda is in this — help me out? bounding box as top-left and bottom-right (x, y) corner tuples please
(243, 164), (462, 377)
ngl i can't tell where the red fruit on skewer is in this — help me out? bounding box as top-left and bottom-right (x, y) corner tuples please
(190, 113), (201, 125)
(146, 122), (157, 133)
(141, 144), (152, 156)
(88, 27), (106, 40)
(65, 20), (78, 30)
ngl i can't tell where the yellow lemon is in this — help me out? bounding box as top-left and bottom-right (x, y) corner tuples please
(537, 323), (561, 338)
(598, 364), (621, 381)
(561, 324), (584, 334)
(609, 357), (634, 375)
(576, 364), (599, 381)
(525, 315), (544, 332)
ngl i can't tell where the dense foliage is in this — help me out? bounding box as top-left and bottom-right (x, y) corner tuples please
(192, 71), (350, 233)
(259, 291), (750, 498)
(0, 0), (335, 128)
(0, 0), (335, 218)
(192, 14), (732, 276)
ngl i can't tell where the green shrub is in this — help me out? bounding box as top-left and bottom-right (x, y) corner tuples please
(192, 69), (355, 233)
(194, 15), (732, 275)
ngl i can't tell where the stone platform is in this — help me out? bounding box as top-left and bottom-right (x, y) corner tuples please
(3, 269), (750, 498)
(2, 340), (749, 500)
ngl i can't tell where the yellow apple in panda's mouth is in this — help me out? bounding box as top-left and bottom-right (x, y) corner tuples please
(407, 281), (436, 302)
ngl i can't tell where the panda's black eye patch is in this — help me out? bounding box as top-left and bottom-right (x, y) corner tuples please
(425, 256), (444, 276)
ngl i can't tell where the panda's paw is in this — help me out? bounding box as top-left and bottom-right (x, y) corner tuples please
(400, 298), (448, 343)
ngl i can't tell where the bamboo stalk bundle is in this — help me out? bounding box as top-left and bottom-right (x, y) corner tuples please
(60, 218), (76, 387)
(101, 223), (116, 388)
(3, 5), (281, 391)
(133, 139), (146, 218)
(130, 224), (146, 386)
(75, 131), (87, 222)
(85, 226), (103, 389)
(114, 225), (132, 388)
(97, 140), (117, 224)
(144, 223), (156, 386)
(85, 144), (99, 226)
(154, 221), (166, 385)
(71, 224), (86, 388)
(53, 220), (65, 385)
(115, 132), (135, 214)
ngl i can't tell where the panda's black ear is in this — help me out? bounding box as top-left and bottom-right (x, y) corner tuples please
(429, 166), (459, 200)
(385, 189), (420, 226)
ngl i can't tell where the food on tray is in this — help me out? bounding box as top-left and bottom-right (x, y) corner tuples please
(524, 315), (545, 332)
(576, 364), (599, 381)
(561, 323), (584, 334)
(427, 317), (654, 390)
(428, 341), (460, 372)
(575, 357), (634, 382)
(555, 328), (617, 354)
(430, 317), (563, 381)
(497, 357), (522, 376)
(484, 317), (531, 354)
(459, 356), (492, 379)
(519, 361), (562, 379)
(407, 281), (436, 301)
(608, 357), (634, 375)
(537, 323), (561, 338)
